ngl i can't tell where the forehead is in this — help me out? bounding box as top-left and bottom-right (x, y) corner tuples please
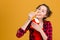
(38, 5), (47, 11)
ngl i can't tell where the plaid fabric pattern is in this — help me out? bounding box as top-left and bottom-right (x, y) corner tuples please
(16, 20), (52, 40)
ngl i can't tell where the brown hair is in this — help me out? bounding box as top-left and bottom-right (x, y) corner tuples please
(36, 4), (52, 20)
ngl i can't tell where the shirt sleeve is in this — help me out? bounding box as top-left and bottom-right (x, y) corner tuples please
(16, 21), (31, 38)
(47, 21), (52, 40)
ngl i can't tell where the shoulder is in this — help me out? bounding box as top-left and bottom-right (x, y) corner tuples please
(44, 20), (52, 25)
(43, 20), (52, 28)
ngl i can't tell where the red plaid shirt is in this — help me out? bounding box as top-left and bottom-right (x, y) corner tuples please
(16, 19), (52, 40)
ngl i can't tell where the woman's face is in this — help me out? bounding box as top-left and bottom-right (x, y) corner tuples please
(35, 5), (47, 19)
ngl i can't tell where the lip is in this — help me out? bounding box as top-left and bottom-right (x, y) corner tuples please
(36, 14), (41, 16)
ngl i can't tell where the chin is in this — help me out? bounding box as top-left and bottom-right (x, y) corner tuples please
(36, 16), (42, 19)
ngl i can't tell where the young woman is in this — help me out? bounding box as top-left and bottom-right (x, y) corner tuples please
(16, 4), (52, 40)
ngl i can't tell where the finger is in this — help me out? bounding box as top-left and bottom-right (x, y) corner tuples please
(31, 22), (34, 25)
(32, 22), (36, 26)
(32, 22), (39, 26)
(31, 22), (35, 26)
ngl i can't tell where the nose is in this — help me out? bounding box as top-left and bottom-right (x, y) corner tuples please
(36, 9), (41, 13)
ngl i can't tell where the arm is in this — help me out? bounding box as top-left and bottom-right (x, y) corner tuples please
(31, 21), (52, 40)
(39, 28), (48, 40)
(31, 22), (48, 40)
(16, 11), (36, 38)
(16, 19), (31, 38)
(46, 21), (52, 40)
(39, 21), (52, 40)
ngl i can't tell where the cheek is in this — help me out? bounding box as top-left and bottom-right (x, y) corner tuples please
(41, 10), (47, 14)
(35, 12), (46, 18)
(40, 13), (46, 18)
(42, 14), (47, 18)
(35, 13), (40, 17)
(35, 14), (43, 18)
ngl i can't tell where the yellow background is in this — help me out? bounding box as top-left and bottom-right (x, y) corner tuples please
(0, 0), (60, 40)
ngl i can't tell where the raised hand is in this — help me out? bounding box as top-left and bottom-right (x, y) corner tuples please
(28, 12), (36, 20)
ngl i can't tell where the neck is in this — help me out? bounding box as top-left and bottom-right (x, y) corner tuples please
(38, 18), (43, 23)
(38, 18), (43, 28)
